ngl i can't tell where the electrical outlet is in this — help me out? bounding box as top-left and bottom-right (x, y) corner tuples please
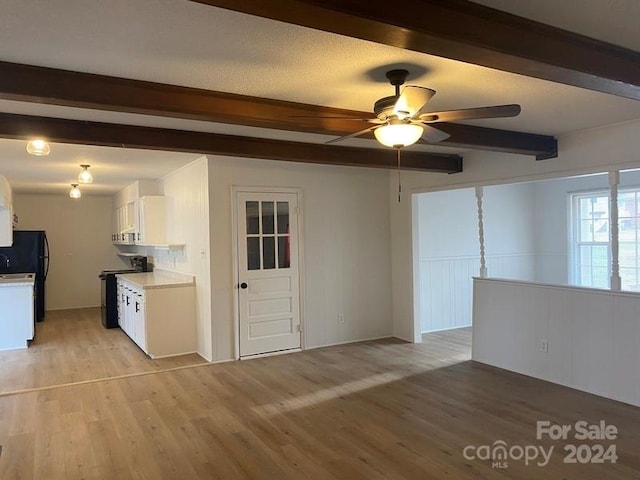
(338, 314), (345, 325)
(540, 339), (548, 353)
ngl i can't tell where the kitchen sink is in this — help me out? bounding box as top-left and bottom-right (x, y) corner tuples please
(0, 273), (36, 284)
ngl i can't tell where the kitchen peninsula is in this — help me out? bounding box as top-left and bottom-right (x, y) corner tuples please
(116, 270), (196, 358)
(0, 272), (35, 350)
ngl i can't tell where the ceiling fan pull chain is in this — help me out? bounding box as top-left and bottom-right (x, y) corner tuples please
(397, 147), (402, 203)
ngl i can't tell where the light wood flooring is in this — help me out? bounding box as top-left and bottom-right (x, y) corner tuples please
(0, 308), (206, 395)
(1, 313), (640, 479)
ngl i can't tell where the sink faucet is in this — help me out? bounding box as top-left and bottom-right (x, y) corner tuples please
(0, 253), (9, 270)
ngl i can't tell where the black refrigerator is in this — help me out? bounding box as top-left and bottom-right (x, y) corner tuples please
(0, 230), (49, 322)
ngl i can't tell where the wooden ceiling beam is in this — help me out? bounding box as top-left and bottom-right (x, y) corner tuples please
(0, 61), (556, 158)
(192, 0), (640, 100)
(0, 113), (463, 173)
(434, 123), (557, 160)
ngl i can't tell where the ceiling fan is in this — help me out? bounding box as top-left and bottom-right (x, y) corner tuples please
(323, 69), (521, 148)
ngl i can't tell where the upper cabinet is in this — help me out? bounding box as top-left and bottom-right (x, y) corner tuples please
(136, 196), (167, 245)
(112, 180), (158, 245)
(0, 175), (13, 247)
(111, 201), (137, 244)
(111, 181), (177, 248)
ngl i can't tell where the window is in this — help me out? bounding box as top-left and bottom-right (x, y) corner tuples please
(571, 188), (640, 291)
(618, 190), (640, 289)
(245, 200), (291, 271)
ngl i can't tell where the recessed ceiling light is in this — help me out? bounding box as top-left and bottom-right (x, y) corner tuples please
(26, 139), (51, 156)
(69, 184), (81, 199)
(78, 164), (93, 184)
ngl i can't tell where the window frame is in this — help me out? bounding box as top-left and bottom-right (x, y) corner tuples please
(569, 186), (640, 291)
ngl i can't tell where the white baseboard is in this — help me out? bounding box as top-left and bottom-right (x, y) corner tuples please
(46, 305), (101, 311)
(307, 335), (397, 350)
(422, 325), (472, 335)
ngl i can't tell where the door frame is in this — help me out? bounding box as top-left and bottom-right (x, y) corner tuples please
(231, 186), (306, 360)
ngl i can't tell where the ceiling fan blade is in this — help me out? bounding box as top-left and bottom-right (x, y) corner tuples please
(393, 86), (436, 119)
(289, 115), (371, 120)
(290, 115), (383, 125)
(419, 104), (521, 123)
(326, 125), (379, 144)
(420, 125), (451, 143)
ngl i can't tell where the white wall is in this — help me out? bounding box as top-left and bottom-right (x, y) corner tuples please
(13, 194), (125, 310)
(155, 157), (212, 361)
(208, 156), (393, 362)
(532, 174), (609, 284)
(532, 170), (640, 285)
(473, 277), (640, 407)
(484, 183), (537, 279)
(392, 118), (640, 342)
(416, 188), (477, 333)
(416, 183), (536, 332)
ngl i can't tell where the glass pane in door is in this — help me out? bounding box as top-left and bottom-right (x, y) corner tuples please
(246, 201), (260, 235)
(262, 202), (275, 235)
(247, 237), (260, 270)
(277, 202), (290, 234)
(263, 237), (276, 269)
(278, 236), (290, 268)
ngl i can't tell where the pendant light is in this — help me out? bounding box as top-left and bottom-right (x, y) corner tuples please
(26, 138), (51, 156)
(78, 164), (93, 184)
(69, 184), (82, 199)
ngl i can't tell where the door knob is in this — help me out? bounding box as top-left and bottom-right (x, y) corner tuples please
(240, 282), (248, 289)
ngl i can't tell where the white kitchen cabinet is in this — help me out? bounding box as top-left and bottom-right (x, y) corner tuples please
(135, 196), (167, 245)
(111, 195), (167, 246)
(0, 276), (34, 351)
(0, 203), (13, 247)
(111, 202), (137, 244)
(116, 272), (195, 358)
(118, 282), (131, 338)
(132, 290), (146, 349)
(0, 175), (13, 247)
(112, 180), (160, 245)
(117, 282), (145, 350)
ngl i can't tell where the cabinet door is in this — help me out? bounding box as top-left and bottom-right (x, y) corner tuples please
(117, 207), (124, 243)
(112, 209), (119, 244)
(137, 196), (167, 245)
(1, 177), (14, 247)
(124, 286), (133, 336)
(116, 282), (123, 325)
(0, 204), (13, 247)
(134, 291), (147, 351)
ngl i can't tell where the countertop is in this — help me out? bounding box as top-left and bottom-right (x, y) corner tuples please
(0, 272), (36, 287)
(116, 270), (195, 290)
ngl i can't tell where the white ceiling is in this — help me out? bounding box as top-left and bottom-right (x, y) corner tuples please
(0, 0), (639, 195)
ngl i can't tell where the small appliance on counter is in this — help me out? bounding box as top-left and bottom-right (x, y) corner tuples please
(99, 256), (150, 329)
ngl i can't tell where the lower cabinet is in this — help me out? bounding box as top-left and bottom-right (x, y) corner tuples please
(116, 278), (196, 358)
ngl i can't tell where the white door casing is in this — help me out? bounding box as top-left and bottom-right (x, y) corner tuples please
(236, 191), (301, 357)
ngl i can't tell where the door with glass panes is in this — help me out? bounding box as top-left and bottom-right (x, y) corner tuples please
(237, 192), (301, 356)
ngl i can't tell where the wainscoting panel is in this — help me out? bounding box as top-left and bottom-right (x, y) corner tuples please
(419, 254), (535, 332)
(473, 277), (640, 407)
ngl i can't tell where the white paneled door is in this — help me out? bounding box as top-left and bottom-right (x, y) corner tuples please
(237, 192), (301, 357)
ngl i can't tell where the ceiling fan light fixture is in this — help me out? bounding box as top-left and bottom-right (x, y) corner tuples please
(78, 164), (93, 184)
(26, 138), (51, 156)
(69, 183), (82, 199)
(374, 123), (424, 148)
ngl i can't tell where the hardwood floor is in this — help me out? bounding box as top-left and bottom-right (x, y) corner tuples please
(0, 308), (205, 395)
(1, 316), (639, 479)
